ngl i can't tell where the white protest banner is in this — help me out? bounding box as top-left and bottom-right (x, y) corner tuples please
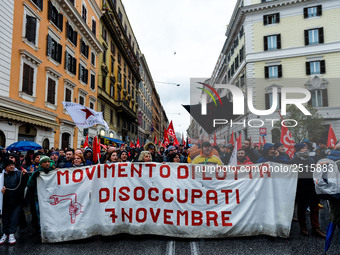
(0, 172), (3, 214)
(37, 162), (298, 243)
(62, 101), (109, 130)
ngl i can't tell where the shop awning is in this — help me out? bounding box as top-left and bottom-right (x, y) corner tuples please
(102, 136), (124, 145)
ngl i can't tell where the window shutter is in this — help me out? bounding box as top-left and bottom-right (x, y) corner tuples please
(35, 0), (43, 10)
(73, 31), (78, 46)
(322, 89), (328, 107)
(46, 34), (52, 56)
(57, 44), (62, 63)
(277, 34), (281, 49)
(58, 13), (63, 31)
(278, 65), (282, 78)
(265, 66), (269, 79)
(304, 30), (309, 46)
(79, 64), (81, 80)
(85, 45), (89, 58)
(22, 64), (30, 94)
(317, 5), (322, 16)
(320, 60), (326, 74)
(263, 15), (267, 25)
(48, 79), (53, 104)
(265, 93), (270, 110)
(28, 65), (34, 95)
(92, 20), (96, 35)
(72, 58), (77, 75)
(303, 8), (308, 18)
(264, 36), (268, 51)
(26, 16), (37, 44)
(319, 27), (324, 43)
(85, 69), (89, 84)
(276, 13), (280, 23)
(65, 51), (68, 69)
(66, 21), (69, 38)
(48, 1), (52, 21)
(306, 62), (311, 75)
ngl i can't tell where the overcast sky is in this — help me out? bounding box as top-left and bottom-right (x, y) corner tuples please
(123, 0), (237, 136)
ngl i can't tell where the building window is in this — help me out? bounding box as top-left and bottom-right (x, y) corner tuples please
(66, 22), (77, 46)
(304, 5), (322, 19)
(102, 70), (107, 88)
(65, 51), (77, 75)
(91, 52), (96, 66)
(118, 53), (121, 65)
(309, 89), (328, 107)
(48, 1), (63, 31)
(46, 77), (57, 105)
(79, 95), (85, 105)
(92, 19), (96, 35)
(118, 9), (123, 22)
(78, 64), (88, 83)
(65, 88), (72, 102)
(110, 110), (113, 124)
(263, 13), (280, 25)
(111, 57), (114, 73)
(47, 35), (62, 63)
(265, 92), (281, 110)
(102, 27), (107, 42)
(117, 68), (121, 83)
(25, 14), (38, 45)
(22, 63), (34, 95)
(32, 0), (43, 10)
(239, 26), (244, 38)
(265, 65), (282, 79)
(90, 102), (94, 109)
(103, 47), (107, 64)
(111, 41), (115, 55)
(304, 28), (324, 45)
(81, 3), (87, 22)
(90, 73), (95, 90)
(306, 60), (326, 75)
(110, 80), (114, 97)
(264, 34), (281, 51)
(239, 47), (244, 62)
(80, 39), (89, 58)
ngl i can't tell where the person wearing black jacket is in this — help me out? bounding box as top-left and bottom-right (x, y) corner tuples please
(291, 143), (326, 238)
(0, 159), (29, 245)
(243, 139), (261, 163)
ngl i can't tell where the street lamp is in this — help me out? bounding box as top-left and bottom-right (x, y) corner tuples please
(154, 81), (180, 87)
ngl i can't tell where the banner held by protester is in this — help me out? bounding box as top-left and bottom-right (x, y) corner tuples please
(38, 162), (298, 243)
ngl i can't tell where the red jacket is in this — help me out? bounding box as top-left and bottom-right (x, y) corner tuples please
(237, 156), (253, 165)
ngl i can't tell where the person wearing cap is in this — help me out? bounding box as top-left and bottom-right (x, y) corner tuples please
(315, 139), (331, 161)
(274, 143), (291, 164)
(0, 159), (29, 245)
(50, 151), (66, 168)
(191, 142), (223, 165)
(26, 156), (55, 237)
(291, 143), (326, 238)
(257, 143), (276, 163)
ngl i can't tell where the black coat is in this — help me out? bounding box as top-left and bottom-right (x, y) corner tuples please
(3, 170), (29, 207)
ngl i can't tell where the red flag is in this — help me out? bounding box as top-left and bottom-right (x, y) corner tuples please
(237, 133), (242, 150)
(129, 142), (135, 148)
(83, 134), (89, 148)
(213, 132), (217, 146)
(136, 138), (140, 148)
(229, 131), (235, 146)
(92, 136), (101, 163)
(327, 125), (337, 148)
(163, 128), (170, 146)
(100, 144), (107, 150)
(259, 136), (262, 147)
(154, 134), (157, 144)
(158, 140), (162, 147)
(173, 135), (180, 146)
(262, 136), (266, 144)
(167, 121), (176, 138)
(280, 125), (295, 158)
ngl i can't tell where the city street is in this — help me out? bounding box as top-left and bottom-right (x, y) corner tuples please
(1, 201), (339, 255)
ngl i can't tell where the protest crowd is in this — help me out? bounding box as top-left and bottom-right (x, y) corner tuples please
(0, 137), (339, 246)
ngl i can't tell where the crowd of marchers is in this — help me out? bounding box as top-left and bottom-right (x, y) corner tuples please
(0, 137), (339, 245)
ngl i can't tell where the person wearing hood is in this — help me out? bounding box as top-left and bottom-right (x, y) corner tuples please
(0, 159), (29, 245)
(274, 143), (291, 164)
(257, 143), (275, 163)
(144, 142), (163, 163)
(84, 148), (94, 165)
(291, 143), (326, 238)
(237, 148), (253, 165)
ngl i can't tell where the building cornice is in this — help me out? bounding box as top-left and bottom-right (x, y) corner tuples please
(56, 0), (104, 55)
